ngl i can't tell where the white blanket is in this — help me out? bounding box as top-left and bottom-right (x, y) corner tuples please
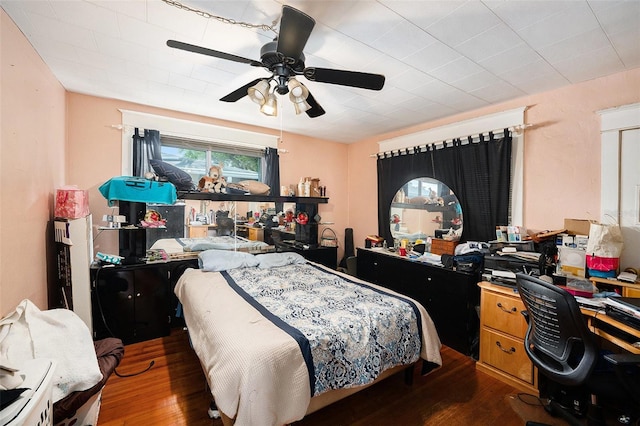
(0, 299), (102, 402)
(151, 236), (269, 254)
(175, 266), (442, 426)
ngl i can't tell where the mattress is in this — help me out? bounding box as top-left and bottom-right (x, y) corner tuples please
(175, 257), (442, 426)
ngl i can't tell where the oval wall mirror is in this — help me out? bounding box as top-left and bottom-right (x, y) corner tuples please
(390, 177), (462, 243)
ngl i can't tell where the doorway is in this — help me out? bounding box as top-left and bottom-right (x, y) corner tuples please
(599, 103), (640, 271)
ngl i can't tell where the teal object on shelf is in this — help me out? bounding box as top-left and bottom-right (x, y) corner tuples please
(99, 176), (177, 206)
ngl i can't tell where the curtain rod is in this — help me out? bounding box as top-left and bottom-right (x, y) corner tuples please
(109, 124), (288, 154)
(369, 123), (532, 158)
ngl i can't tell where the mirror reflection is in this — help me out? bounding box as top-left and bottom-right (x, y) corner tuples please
(390, 177), (462, 243)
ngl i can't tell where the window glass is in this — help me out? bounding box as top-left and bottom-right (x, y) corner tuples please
(160, 145), (261, 183)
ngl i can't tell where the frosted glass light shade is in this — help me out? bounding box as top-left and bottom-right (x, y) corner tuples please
(260, 93), (278, 116)
(290, 95), (311, 114)
(287, 78), (308, 99)
(248, 80), (270, 105)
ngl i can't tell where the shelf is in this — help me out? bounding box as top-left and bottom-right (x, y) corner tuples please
(177, 191), (328, 204)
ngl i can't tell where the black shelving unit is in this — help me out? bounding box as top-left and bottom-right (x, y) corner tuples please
(176, 191), (328, 204)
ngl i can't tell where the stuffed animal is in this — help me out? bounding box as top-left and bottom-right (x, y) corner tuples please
(198, 176), (226, 193)
(144, 171), (158, 181)
(208, 164), (224, 181)
(197, 164), (227, 193)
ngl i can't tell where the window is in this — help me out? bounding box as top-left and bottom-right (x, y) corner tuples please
(160, 135), (262, 183)
(404, 178), (439, 198)
(119, 109), (279, 179)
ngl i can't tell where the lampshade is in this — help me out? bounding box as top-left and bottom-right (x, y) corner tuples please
(248, 80), (270, 105)
(290, 94), (311, 115)
(260, 93), (278, 116)
(287, 78), (309, 99)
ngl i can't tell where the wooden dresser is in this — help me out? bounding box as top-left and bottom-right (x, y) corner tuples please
(476, 281), (537, 394)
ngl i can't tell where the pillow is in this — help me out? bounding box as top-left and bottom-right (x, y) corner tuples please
(226, 182), (250, 195)
(256, 252), (307, 269)
(238, 180), (270, 195)
(198, 249), (259, 271)
(150, 159), (194, 191)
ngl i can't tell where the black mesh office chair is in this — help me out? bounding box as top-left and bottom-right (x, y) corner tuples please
(515, 273), (640, 426)
(216, 217), (234, 236)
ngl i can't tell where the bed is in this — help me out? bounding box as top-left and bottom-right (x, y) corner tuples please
(150, 236), (271, 255)
(174, 250), (442, 426)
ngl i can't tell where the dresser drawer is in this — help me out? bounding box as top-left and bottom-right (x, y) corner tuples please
(481, 290), (528, 337)
(480, 328), (534, 384)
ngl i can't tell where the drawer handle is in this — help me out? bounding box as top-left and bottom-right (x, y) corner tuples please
(496, 341), (516, 354)
(496, 302), (517, 313)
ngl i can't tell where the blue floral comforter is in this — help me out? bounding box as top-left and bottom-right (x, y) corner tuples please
(224, 263), (423, 396)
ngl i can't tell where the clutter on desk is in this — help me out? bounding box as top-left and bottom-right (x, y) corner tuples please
(495, 225), (527, 242)
(585, 220), (624, 277)
(562, 276), (598, 297)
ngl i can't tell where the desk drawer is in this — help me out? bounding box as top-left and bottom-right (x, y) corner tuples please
(480, 328), (534, 384)
(481, 290), (528, 336)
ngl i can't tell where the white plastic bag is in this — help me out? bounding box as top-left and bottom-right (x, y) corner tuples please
(585, 222), (624, 258)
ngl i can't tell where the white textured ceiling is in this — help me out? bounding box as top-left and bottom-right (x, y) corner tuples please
(2, 0), (639, 143)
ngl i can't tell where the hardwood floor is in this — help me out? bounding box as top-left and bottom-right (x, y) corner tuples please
(98, 329), (526, 425)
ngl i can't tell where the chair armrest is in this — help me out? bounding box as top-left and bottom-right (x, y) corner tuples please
(603, 353), (640, 365)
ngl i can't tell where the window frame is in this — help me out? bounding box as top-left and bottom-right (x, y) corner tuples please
(119, 109), (278, 176)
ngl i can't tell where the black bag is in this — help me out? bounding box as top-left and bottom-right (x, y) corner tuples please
(442, 251), (484, 273)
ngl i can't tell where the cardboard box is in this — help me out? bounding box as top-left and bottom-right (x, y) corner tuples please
(430, 239), (459, 256)
(564, 218), (596, 236)
(558, 246), (586, 278)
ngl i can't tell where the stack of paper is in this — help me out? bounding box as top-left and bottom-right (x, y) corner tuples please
(603, 297), (640, 320)
(575, 296), (606, 310)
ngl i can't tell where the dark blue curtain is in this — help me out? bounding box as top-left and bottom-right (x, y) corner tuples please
(262, 147), (280, 195)
(262, 147), (282, 211)
(132, 128), (162, 177)
(377, 131), (512, 243)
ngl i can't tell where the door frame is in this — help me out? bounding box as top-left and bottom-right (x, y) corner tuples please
(598, 103), (640, 221)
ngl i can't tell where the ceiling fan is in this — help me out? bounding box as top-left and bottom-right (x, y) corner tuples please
(166, 5), (385, 118)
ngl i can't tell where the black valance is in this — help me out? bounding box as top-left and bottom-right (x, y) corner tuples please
(377, 130), (512, 243)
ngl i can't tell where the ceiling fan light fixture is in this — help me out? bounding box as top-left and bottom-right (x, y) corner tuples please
(260, 93), (278, 116)
(248, 79), (270, 105)
(291, 96), (311, 115)
(287, 78), (308, 99)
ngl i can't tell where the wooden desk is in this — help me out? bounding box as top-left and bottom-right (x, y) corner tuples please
(477, 281), (640, 394)
(477, 281), (537, 393)
(589, 276), (640, 297)
(235, 224), (264, 241)
(581, 308), (640, 354)
(187, 224), (216, 238)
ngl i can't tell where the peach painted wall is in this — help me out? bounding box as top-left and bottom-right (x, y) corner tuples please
(3, 1), (639, 319)
(347, 68), (640, 249)
(65, 94), (349, 262)
(1, 10), (66, 316)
